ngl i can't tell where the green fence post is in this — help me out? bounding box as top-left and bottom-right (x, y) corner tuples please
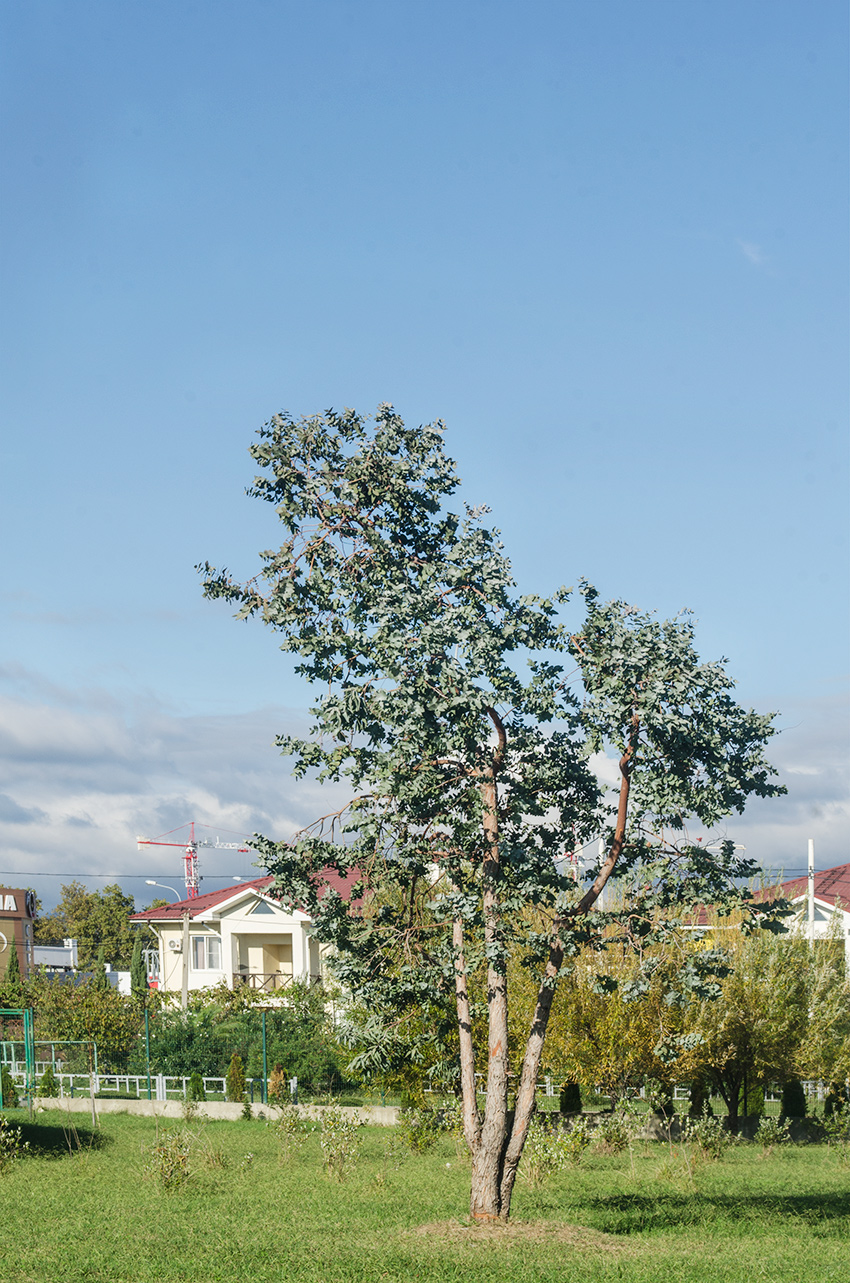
(262, 1011), (268, 1105)
(145, 1008), (152, 1101)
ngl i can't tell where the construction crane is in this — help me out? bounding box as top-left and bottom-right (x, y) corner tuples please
(136, 821), (250, 899)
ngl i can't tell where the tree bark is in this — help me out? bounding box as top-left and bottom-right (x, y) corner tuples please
(496, 717), (639, 1218)
(453, 916), (481, 1155)
(469, 709), (510, 1221)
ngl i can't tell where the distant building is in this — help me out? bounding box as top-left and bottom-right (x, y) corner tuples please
(764, 863), (850, 966)
(0, 887), (36, 981)
(130, 871), (358, 998)
(32, 937), (79, 973)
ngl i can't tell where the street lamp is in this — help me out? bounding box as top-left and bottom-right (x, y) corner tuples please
(145, 880), (183, 901)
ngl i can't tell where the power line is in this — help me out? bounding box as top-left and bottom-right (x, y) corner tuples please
(0, 871), (252, 880)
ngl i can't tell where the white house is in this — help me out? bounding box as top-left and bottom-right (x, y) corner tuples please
(130, 872), (356, 998)
(772, 862), (850, 966)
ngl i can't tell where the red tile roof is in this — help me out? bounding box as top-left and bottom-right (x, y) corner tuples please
(130, 867), (361, 923)
(772, 862), (850, 910)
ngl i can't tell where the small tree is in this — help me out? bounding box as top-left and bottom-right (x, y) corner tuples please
(226, 1052), (246, 1103)
(559, 1081), (582, 1114)
(681, 927), (808, 1129)
(2, 940), (22, 1002)
(187, 1071), (206, 1102)
(202, 405), (786, 1220)
(780, 1078), (807, 1120)
(36, 1064), (59, 1098)
(0, 1066), (18, 1109)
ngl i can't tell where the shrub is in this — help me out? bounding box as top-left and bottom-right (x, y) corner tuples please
(780, 1079), (807, 1120)
(144, 1128), (192, 1191)
(561, 1113), (594, 1164)
(684, 1106), (731, 1160)
(594, 1107), (635, 1155)
(226, 1052), (246, 1103)
(268, 1063), (289, 1104)
(0, 1068), (18, 1110)
(521, 1113), (593, 1186)
(824, 1083), (848, 1117)
(755, 1115), (792, 1150)
(269, 1099), (308, 1162)
(645, 1077), (674, 1118)
(320, 1105), (362, 1181)
(37, 1065), (59, 1098)
(688, 1075), (713, 1118)
(397, 1105), (442, 1154)
(823, 1105), (850, 1147)
(559, 1080), (582, 1113)
(522, 1114), (564, 1187)
(0, 1116), (29, 1173)
(744, 1084), (765, 1117)
(187, 1071), (206, 1102)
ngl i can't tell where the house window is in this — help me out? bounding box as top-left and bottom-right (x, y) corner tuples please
(191, 935), (222, 970)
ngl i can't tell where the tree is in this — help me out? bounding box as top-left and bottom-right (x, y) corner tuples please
(201, 405), (785, 1220)
(679, 925), (809, 1128)
(34, 882), (138, 970)
(2, 936), (23, 1000)
(226, 1051), (246, 1103)
(26, 972), (141, 1067)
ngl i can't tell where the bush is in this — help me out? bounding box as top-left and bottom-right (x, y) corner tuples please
(521, 1113), (593, 1186)
(594, 1107), (635, 1154)
(36, 1065), (59, 1098)
(268, 1063), (289, 1104)
(684, 1106), (732, 1160)
(0, 1068), (18, 1110)
(823, 1105), (850, 1147)
(780, 1079), (807, 1120)
(144, 1128), (192, 1191)
(397, 1105), (442, 1154)
(559, 1080), (582, 1113)
(755, 1115), (792, 1149)
(320, 1105), (362, 1181)
(645, 1077), (674, 1118)
(226, 1052), (246, 1103)
(269, 1099), (309, 1161)
(688, 1075), (713, 1118)
(187, 1071), (206, 1102)
(824, 1083), (848, 1117)
(0, 1115), (29, 1173)
(744, 1084), (765, 1117)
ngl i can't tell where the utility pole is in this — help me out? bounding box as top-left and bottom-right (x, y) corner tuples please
(807, 838), (815, 948)
(181, 911), (190, 1010)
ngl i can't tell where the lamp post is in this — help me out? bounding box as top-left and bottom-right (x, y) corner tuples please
(145, 882), (189, 1010)
(144, 880), (183, 901)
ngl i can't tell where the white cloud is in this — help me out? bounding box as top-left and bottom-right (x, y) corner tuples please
(737, 238), (766, 267)
(1, 667), (845, 909)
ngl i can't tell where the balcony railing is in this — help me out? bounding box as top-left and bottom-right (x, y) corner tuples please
(232, 972), (322, 991)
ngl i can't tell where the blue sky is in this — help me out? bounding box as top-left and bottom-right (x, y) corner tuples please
(1, 1), (847, 908)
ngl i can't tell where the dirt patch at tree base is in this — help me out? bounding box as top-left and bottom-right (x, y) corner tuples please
(406, 1219), (632, 1252)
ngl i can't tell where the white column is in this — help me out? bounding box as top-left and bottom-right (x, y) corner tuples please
(291, 923), (307, 980)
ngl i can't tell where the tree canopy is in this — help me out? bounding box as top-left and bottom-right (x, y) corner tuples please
(34, 882), (140, 970)
(201, 404), (786, 1220)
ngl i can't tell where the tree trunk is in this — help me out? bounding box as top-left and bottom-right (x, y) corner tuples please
(470, 710), (511, 1222)
(493, 721), (638, 1220)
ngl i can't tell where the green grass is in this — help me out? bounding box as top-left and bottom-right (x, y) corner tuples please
(1, 1109), (848, 1282)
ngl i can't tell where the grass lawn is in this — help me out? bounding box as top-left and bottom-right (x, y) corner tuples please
(0, 1108), (848, 1282)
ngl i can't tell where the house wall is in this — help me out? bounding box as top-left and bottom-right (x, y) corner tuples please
(151, 897), (319, 995)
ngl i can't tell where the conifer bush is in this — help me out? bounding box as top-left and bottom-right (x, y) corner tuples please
(780, 1079), (807, 1120)
(226, 1052), (246, 1103)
